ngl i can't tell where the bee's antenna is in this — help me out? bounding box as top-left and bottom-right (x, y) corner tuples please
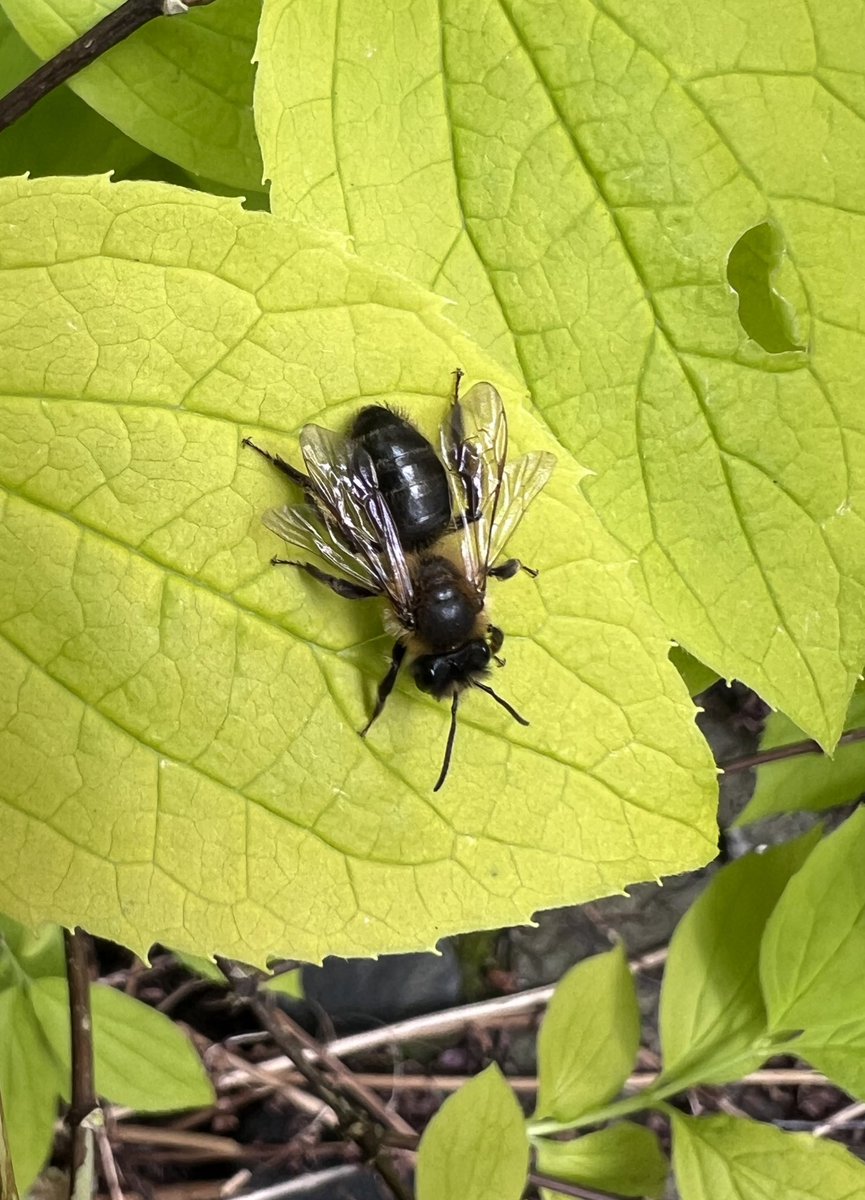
(473, 681), (530, 727)
(433, 693), (460, 792)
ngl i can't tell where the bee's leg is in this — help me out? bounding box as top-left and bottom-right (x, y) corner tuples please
(489, 558), (538, 581)
(360, 643), (407, 737)
(452, 366), (464, 404)
(489, 625), (505, 657)
(242, 437), (310, 491)
(271, 558), (378, 600)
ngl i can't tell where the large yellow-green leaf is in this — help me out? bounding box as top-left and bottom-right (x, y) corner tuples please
(254, 0), (865, 749)
(1, 0), (263, 191)
(0, 175), (715, 963)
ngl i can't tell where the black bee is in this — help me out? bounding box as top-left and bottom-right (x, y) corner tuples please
(244, 373), (556, 790)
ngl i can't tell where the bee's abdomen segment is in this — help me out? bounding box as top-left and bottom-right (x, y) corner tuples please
(413, 555), (481, 652)
(350, 406), (451, 550)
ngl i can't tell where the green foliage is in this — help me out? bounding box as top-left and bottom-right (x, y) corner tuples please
(0, 915), (214, 1191)
(255, 0), (865, 750)
(0, 174), (716, 963)
(761, 809), (865, 1099)
(669, 647), (721, 698)
(416, 1064), (528, 1200)
(535, 944), (639, 1121)
(1, 0), (263, 190)
(738, 687), (865, 825)
(536, 1124), (668, 1199)
(671, 1113), (865, 1200)
(658, 830), (819, 1087)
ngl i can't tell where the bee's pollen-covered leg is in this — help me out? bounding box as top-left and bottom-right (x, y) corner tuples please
(271, 558), (378, 600)
(360, 643), (407, 737)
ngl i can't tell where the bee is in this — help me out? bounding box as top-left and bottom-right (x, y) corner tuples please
(244, 372), (556, 790)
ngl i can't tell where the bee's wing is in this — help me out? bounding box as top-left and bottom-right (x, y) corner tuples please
(295, 424), (415, 620)
(262, 502), (383, 591)
(441, 381), (509, 591)
(487, 450), (557, 566)
(443, 383), (556, 586)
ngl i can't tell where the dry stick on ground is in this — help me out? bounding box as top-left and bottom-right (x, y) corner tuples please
(0, 0), (218, 134)
(216, 960), (414, 1200)
(720, 725), (865, 773)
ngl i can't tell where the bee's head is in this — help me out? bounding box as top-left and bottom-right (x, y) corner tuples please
(411, 639), (491, 699)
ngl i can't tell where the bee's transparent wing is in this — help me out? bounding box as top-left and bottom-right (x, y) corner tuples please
(487, 450), (557, 566)
(295, 424), (414, 620)
(443, 383), (555, 587)
(441, 382), (509, 592)
(262, 503), (381, 591)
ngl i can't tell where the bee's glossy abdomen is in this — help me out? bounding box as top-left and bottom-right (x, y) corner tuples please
(351, 406), (451, 550)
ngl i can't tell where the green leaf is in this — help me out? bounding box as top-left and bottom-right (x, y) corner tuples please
(172, 950), (226, 984)
(30, 977), (214, 1112)
(416, 1065), (528, 1200)
(0, 912), (64, 982)
(535, 945), (639, 1122)
(0, 9), (147, 181)
(255, 0), (865, 749)
(0, 175), (717, 963)
(0, 988), (64, 1194)
(658, 831), (818, 1087)
(761, 808), (865, 1098)
(671, 1113), (865, 1200)
(262, 968), (303, 999)
(669, 647), (721, 698)
(1, 0), (263, 191)
(536, 1124), (668, 1199)
(737, 689), (865, 825)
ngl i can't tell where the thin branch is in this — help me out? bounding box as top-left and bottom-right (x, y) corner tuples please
(527, 1172), (630, 1200)
(65, 926), (98, 1197)
(217, 960), (413, 1200)
(813, 1099), (865, 1138)
(720, 725), (865, 773)
(0, 0), (217, 135)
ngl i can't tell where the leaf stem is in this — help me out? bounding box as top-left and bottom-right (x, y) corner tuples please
(719, 724), (865, 773)
(0, 0), (217, 134)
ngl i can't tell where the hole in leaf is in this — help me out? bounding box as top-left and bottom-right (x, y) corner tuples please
(726, 222), (804, 353)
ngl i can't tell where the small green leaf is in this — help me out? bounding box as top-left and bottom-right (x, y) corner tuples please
(737, 689), (865, 825)
(658, 831), (818, 1087)
(669, 647), (721, 697)
(30, 978), (214, 1112)
(0, 913), (64, 982)
(0, 175), (717, 963)
(536, 1124), (668, 1199)
(671, 1113), (865, 1200)
(2, 0), (263, 191)
(416, 1065), (528, 1200)
(172, 950), (226, 984)
(262, 968), (303, 999)
(0, 988), (64, 1194)
(761, 809), (865, 1097)
(535, 945), (639, 1122)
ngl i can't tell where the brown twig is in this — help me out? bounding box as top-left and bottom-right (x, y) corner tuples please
(217, 960), (413, 1200)
(527, 1172), (630, 1200)
(720, 725), (865, 773)
(65, 926), (98, 1194)
(0, 0), (217, 135)
(813, 1099), (865, 1138)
